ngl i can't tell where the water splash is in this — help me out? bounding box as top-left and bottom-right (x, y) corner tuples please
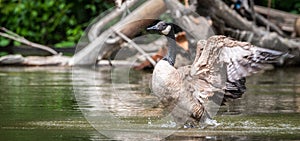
(199, 118), (220, 129)
(161, 121), (177, 128)
(147, 117), (152, 125)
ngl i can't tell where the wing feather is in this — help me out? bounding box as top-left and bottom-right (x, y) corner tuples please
(191, 35), (288, 101)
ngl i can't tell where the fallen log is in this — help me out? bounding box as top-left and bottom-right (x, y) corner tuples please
(0, 54), (141, 67)
(254, 5), (299, 34)
(0, 46), (75, 56)
(69, 0), (166, 66)
(0, 55), (24, 65)
(194, 0), (300, 65)
(87, 0), (141, 42)
(71, 0), (300, 67)
(0, 54), (70, 66)
(23, 55), (70, 66)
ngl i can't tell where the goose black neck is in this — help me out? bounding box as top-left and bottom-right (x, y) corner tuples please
(163, 29), (177, 66)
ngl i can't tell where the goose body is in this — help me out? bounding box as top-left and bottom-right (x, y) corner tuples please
(148, 21), (287, 127)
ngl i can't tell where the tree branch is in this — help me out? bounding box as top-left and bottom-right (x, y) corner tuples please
(88, 0), (140, 41)
(113, 29), (156, 66)
(0, 27), (58, 55)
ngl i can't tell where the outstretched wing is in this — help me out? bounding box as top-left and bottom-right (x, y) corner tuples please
(191, 35), (289, 101)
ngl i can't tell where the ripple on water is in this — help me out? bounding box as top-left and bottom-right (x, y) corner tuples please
(0, 67), (300, 141)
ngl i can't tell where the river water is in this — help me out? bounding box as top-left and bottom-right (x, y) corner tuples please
(0, 66), (299, 141)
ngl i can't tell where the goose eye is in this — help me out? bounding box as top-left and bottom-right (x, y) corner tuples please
(158, 22), (166, 29)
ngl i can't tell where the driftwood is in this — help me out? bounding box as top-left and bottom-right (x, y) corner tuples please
(63, 0), (300, 66)
(0, 27), (58, 55)
(0, 54), (70, 66)
(0, 55), (24, 65)
(0, 54), (140, 67)
(0, 46), (75, 56)
(254, 13), (286, 36)
(113, 29), (156, 66)
(87, 0), (140, 42)
(165, 0), (214, 40)
(194, 0), (300, 65)
(69, 0), (166, 66)
(98, 59), (139, 67)
(254, 5), (299, 34)
(23, 56), (70, 66)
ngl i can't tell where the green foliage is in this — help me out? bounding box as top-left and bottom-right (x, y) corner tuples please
(254, 0), (300, 14)
(0, 0), (113, 47)
(54, 41), (75, 48)
(0, 52), (8, 56)
(0, 38), (10, 47)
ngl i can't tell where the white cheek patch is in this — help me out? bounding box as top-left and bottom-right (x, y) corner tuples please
(161, 25), (171, 35)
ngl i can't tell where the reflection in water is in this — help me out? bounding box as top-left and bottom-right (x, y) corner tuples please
(222, 68), (300, 115)
(0, 67), (299, 141)
(72, 67), (177, 140)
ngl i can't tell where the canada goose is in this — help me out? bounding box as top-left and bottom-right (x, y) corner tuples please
(147, 21), (288, 127)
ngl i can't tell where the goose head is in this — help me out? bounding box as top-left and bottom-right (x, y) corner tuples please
(147, 21), (173, 36)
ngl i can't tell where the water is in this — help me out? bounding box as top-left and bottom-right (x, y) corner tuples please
(0, 66), (299, 141)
